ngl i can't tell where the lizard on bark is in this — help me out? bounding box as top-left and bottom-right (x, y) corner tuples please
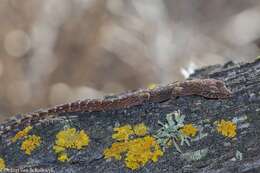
(0, 79), (232, 135)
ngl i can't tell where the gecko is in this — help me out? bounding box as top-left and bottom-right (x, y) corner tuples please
(0, 79), (232, 135)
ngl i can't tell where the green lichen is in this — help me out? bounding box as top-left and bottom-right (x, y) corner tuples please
(190, 126), (208, 142)
(235, 150), (243, 161)
(232, 115), (248, 123)
(154, 111), (198, 153)
(181, 148), (208, 161)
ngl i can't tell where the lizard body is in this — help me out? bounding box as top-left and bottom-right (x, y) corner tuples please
(0, 79), (231, 135)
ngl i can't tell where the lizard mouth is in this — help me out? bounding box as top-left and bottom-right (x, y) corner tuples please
(218, 92), (232, 98)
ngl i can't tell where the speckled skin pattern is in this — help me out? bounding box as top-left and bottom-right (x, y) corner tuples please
(0, 79), (231, 135)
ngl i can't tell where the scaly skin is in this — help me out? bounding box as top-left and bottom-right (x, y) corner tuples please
(0, 79), (231, 135)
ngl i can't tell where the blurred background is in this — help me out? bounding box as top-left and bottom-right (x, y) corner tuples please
(1, 0), (260, 121)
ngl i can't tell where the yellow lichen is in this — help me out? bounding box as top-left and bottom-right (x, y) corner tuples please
(53, 128), (90, 162)
(0, 158), (5, 171)
(12, 126), (32, 142)
(133, 123), (148, 136)
(55, 128), (89, 149)
(74, 130), (91, 149)
(53, 145), (66, 153)
(216, 119), (237, 138)
(21, 135), (41, 155)
(58, 152), (69, 162)
(125, 136), (163, 170)
(180, 124), (198, 137)
(112, 125), (134, 141)
(104, 124), (163, 170)
(104, 141), (128, 160)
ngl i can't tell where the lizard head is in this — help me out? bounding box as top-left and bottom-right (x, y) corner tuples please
(198, 79), (232, 99)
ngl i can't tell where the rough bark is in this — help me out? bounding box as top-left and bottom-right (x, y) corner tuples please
(1, 59), (260, 173)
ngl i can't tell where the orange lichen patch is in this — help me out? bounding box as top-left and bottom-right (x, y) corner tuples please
(133, 123), (148, 136)
(104, 123), (163, 170)
(11, 126), (32, 142)
(53, 128), (90, 162)
(216, 119), (237, 138)
(180, 124), (198, 137)
(21, 135), (41, 155)
(112, 125), (134, 141)
(0, 157), (5, 171)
